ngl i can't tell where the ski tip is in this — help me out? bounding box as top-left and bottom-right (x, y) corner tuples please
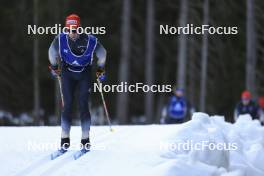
(73, 153), (81, 160)
(73, 149), (90, 160)
(50, 150), (66, 160)
(74, 155), (78, 160)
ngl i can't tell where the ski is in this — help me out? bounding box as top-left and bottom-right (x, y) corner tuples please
(73, 149), (90, 160)
(50, 149), (67, 160)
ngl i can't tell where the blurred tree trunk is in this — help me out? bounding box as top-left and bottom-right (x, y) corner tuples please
(246, 0), (257, 96)
(33, 0), (40, 125)
(54, 0), (61, 125)
(156, 62), (169, 123)
(188, 36), (195, 104)
(145, 0), (155, 123)
(200, 0), (209, 112)
(116, 0), (131, 124)
(177, 0), (188, 89)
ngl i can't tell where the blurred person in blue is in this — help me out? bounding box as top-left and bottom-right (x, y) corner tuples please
(161, 88), (194, 124)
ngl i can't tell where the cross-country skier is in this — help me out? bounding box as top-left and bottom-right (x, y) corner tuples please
(234, 90), (260, 121)
(48, 14), (107, 153)
(161, 88), (194, 124)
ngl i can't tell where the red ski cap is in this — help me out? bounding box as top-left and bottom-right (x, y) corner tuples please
(258, 97), (264, 108)
(65, 14), (80, 29)
(241, 90), (251, 100)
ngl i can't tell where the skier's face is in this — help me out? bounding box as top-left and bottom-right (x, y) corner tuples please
(242, 98), (250, 105)
(68, 30), (79, 40)
(175, 90), (183, 97)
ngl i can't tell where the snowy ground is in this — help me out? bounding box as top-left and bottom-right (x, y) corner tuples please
(1, 113), (264, 176)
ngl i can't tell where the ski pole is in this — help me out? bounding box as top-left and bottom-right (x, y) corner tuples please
(96, 78), (114, 132)
(57, 76), (64, 108)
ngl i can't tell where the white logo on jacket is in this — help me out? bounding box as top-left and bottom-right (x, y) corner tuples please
(72, 60), (81, 66)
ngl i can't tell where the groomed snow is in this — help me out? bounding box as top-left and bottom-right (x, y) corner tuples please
(0, 113), (263, 176)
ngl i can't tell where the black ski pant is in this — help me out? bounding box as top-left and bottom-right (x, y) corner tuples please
(60, 66), (91, 139)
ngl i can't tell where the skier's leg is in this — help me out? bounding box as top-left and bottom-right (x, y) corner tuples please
(78, 71), (91, 140)
(61, 69), (76, 139)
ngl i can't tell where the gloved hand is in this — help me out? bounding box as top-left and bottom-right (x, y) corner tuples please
(49, 65), (61, 77)
(96, 67), (106, 81)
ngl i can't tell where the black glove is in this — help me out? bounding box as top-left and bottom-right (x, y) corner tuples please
(96, 67), (106, 81)
(96, 67), (105, 78)
(49, 65), (61, 77)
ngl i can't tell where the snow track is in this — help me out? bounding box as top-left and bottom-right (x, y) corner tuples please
(13, 127), (126, 176)
(2, 125), (178, 176)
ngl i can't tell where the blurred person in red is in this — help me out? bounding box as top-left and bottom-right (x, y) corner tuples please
(234, 90), (260, 121)
(258, 97), (264, 125)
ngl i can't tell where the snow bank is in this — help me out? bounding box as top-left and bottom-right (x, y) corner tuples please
(157, 113), (264, 176)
